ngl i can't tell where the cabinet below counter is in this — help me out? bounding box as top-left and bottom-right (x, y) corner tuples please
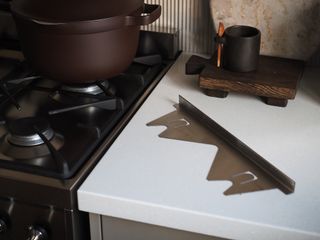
(78, 53), (320, 240)
(89, 214), (226, 240)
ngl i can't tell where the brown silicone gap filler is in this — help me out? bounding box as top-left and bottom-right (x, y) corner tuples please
(147, 95), (295, 195)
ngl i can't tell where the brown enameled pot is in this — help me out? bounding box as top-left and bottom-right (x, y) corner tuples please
(11, 0), (161, 84)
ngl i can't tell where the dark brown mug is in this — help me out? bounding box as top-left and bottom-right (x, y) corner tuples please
(219, 25), (261, 72)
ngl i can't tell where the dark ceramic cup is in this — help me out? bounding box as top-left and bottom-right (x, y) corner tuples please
(221, 25), (261, 72)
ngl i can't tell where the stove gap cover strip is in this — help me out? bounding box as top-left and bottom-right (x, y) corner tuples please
(147, 95), (295, 195)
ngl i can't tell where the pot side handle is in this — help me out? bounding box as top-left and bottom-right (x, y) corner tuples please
(12, 4), (161, 34)
(126, 4), (161, 26)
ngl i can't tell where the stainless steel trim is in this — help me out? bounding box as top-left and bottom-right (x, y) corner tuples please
(89, 214), (103, 240)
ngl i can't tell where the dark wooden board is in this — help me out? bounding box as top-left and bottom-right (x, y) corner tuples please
(186, 55), (305, 107)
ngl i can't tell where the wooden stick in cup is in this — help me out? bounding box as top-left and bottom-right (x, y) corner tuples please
(217, 22), (225, 68)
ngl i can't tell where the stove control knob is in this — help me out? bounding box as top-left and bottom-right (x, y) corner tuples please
(27, 226), (48, 240)
(0, 218), (8, 233)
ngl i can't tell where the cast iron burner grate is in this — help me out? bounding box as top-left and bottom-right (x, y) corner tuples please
(46, 80), (123, 115)
(0, 60), (37, 109)
(0, 54), (165, 179)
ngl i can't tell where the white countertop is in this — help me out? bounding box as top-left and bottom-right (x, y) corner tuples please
(78, 53), (320, 240)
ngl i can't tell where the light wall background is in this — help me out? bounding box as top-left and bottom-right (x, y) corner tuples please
(210, 0), (320, 62)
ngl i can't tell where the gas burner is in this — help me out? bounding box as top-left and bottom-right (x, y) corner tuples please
(7, 117), (54, 147)
(1, 132), (64, 161)
(61, 81), (110, 95)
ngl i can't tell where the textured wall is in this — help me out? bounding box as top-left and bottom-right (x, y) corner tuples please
(210, 0), (320, 61)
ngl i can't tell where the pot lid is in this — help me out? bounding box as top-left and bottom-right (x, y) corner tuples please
(11, 0), (144, 22)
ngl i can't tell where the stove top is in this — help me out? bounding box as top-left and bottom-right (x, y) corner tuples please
(0, 50), (165, 179)
(0, 12), (179, 236)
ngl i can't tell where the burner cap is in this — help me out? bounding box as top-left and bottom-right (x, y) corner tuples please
(7, 118), (54, 147)
(62, 81), (109, 95)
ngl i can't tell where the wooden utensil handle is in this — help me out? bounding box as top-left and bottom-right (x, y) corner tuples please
(216, 22), (225, 68)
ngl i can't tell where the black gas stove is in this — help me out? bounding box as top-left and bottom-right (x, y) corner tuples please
(0, 56), (163, 179)
(0, 4), (179, 238)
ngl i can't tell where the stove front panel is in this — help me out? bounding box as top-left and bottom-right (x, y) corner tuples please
(0, 197), (89, 240)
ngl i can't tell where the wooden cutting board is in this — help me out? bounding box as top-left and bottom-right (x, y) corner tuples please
(186, 55), (305, 107)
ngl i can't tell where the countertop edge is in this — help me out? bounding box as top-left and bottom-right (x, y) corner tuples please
(78, 190), (320, 240)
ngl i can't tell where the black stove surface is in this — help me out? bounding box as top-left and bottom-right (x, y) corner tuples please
(0, 51), (164, 179)
(0, 7), (179, 237)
